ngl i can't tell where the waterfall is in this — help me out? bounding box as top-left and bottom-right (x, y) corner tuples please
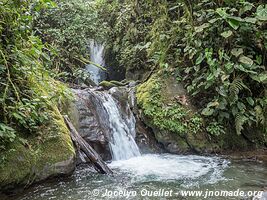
(86, 40), (106, 85)
(101, 91), (141, 161)
(82, 40), (140, 161)
(75, 88), (141, 161)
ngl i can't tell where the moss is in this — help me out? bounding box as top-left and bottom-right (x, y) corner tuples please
(109, 80), (127, 86)
(136, 72), (210, 152)
(99, 80), (128, 89)
(0, 141), (35, 187)
(137, 73), (203, 136)
(35, 111), (75, 169)
(0, 108), (75, 190)
(99, 81), (117, 89)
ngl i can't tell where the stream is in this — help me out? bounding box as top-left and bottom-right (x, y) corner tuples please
(11, 154), (267, 200)
(9, 41), (267, 200)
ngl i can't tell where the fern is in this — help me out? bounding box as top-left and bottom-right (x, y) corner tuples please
(235, 114), (247, 135)
(255, 105), (265, 125)
(229, 77), (250, 95)
(229, 77), (250, 103)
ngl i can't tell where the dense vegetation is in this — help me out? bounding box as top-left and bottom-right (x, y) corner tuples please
(0, 0), (266, 170)
(101, 0), (267, 143)
(35, 0), (108, 82)
(0, 0), (72, 151)
(0, 0), (266, 192)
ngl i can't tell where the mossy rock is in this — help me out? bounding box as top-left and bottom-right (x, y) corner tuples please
(110, 80), (128, 86)
(99, 81), (117, 89)
(136, 72), (213, 153)
(0, 109), (76, 191)
(99, 80), (128, 89)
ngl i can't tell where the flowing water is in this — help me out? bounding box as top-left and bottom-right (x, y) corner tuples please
(86, 40), (106, 84)
(11, 155), (267, 200)
(101, 91), (141, 160)
(10, 92), (267, 200)
(8, 42), (267, 200)
(75, 88), (141, 161)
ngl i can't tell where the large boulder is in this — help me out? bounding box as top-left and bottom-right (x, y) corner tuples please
(0, 109), (76, 191)
(69, 84), (162, 160)
(69, 88), (112, 161)
(136, 72), (214, 153)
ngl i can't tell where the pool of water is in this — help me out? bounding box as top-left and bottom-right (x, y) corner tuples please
(11, 154), (267, 200)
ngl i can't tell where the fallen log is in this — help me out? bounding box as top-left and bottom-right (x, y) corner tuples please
(63, 115), (113, 174)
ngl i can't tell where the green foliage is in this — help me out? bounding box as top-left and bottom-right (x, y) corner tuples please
(0, 0), (72, 150)
(99, 0), (158, 79)
(0, 123), (16, 150)
(1, 0), (266, 151)
(103, 0), (267, 138)
(177, 1), (267, 136)
(35, 0), (108, 82)
(206, 121), (225, 136)
(137, 74), (203, 136)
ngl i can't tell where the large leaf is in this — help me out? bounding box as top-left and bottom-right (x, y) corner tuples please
(226, 18), (240, 30)
(195, 53), (205, 65)
(246, 97), (254, 106)
(207, 101), (220, 108)
(195, 23), (210, 33)
(239, 56), (254, 66)
(243, 17), (257, 24)
(216, 8), (229, 19)
(239, 3), (253, 15)
(216, 8), (240, 29)
(202, 107), (214, 116)
(208, 18), (220, 24)
(221, 30), (233, 38)
(234, 64), (257, 74)
(231, 48), (243, 57)
(256, 5), (267, 21)
(250, 73), (267, 83)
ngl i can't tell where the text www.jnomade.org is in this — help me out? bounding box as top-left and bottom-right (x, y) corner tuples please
(86, 188), (264, 199)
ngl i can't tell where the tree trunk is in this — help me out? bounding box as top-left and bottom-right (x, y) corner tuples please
(63, 115), (113, 174)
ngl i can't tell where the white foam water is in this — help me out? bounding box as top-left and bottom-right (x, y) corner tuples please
(86, 40), (105, 84)
(101, 92), (141, 161)
(109, 154), (229, 183)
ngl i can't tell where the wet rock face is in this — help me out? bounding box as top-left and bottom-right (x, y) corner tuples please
(72, 89), (112, 161)
(71, 84), (162, 161)
(135, 119), (164, 154)
(105, 49), (126, 81)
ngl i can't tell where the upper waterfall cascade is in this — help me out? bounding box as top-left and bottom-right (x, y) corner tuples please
(86, 40), (106, 85)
